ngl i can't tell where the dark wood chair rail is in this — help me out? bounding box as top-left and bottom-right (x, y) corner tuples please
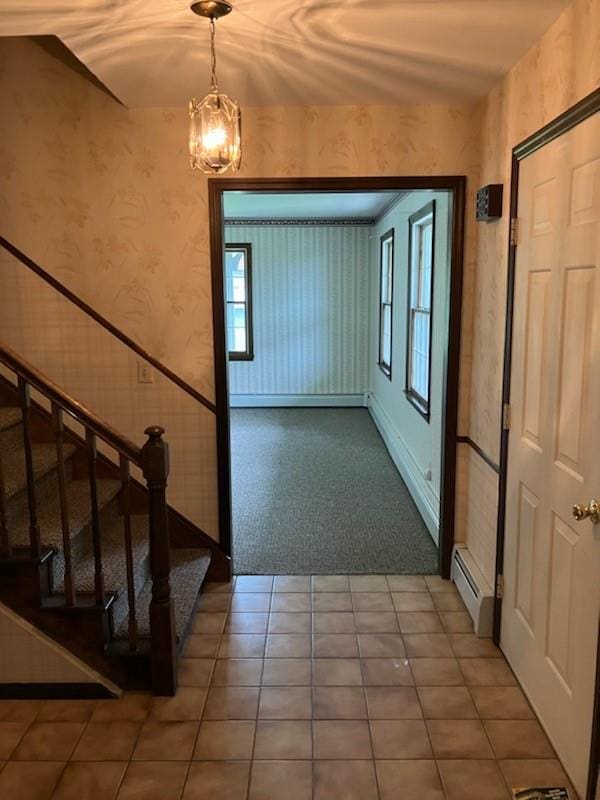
(0, 236), (217, 415)
(0, 342), (142, 466)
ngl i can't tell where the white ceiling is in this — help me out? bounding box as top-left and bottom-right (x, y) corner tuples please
(223, 191), (404, 219)
(0, 1), (568, 108)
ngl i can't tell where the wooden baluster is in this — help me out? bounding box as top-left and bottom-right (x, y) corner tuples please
(0, 453), (10, 559)
(52, 404), (75, 606)
(119, 455), (138, 651)
(86, 429), (105, 606)
(18, 377), (41, 560)
(141, 426), (176, 695)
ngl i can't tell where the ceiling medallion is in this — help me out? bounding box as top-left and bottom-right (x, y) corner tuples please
(189, 1), (241, 174)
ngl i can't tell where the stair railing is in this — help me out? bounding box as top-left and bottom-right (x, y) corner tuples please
(0, 342), (177, 693)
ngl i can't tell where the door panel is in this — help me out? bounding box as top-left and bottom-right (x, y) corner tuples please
(502, 111), (600, 799)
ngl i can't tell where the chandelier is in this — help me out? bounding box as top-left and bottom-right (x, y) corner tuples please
(189, 1), (241, 174)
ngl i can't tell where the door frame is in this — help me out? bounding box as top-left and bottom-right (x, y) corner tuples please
(208, 175), (466, 578)
(494, 87), (600, 800)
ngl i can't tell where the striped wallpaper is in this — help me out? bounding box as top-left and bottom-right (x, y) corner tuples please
(226, 225), (371, 395)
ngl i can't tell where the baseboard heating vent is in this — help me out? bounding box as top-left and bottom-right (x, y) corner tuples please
(450, 545), (494, 637)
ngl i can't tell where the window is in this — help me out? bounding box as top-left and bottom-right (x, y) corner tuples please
(225, 243), (253, 360)
(378, 228), (394, 378)
(406, 201), (435, 419)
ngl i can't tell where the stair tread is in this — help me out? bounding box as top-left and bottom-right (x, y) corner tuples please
(10, 477), (121, 550)
(0, 407), (21, 432)
(115, 548), (211, 641)
(2, 442), (77, 499)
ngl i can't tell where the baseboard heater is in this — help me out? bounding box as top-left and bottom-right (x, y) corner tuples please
(450, 545), (494, 637)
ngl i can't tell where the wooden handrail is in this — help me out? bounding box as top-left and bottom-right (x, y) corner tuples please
(0, 342), (142, 465)
(0, 236), (217, 415)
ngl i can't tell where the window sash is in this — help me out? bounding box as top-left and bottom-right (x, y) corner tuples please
(225, 244), (253, 360)
(378, 229), (394, 377)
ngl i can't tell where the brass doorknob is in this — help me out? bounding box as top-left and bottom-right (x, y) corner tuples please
(572, 499), (600, 524)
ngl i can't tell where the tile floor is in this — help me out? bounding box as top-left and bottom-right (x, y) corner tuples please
(0, 574), (577, 800)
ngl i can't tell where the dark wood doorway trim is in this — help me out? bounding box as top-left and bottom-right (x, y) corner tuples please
(208, 175), (466, 577)
(494, 87), (600, 800)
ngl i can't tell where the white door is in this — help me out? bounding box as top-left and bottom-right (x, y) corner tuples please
(502, 110), (600, 799)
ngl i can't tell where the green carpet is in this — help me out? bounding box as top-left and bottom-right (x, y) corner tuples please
(230, 408), (438, 574)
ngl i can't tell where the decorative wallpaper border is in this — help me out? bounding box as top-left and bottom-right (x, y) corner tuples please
(224, 217), (376, 226)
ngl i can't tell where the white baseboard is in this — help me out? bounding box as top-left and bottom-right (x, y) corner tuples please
(229, 393), (369, 408)
(368, 395), (440, 545)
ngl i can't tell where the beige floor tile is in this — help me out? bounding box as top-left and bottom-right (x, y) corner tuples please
(218, 634), (266, 659)
(269, 612), (311, 634)
(437, 759), (510, 800)
(470, 686), (534, 719)
(376, 759), (445, 800)
(313, 658), (362, 686)
(72, 722), (140, 761)
(91, 695), (150, 723)
(448, 633), (502, 658)
(0, 761), (65, 800)
(184, 635), (220, 659)
(0, 701), (42, 724)
(352, 592), (394, 612)
(192, 613), (226, 634)
(433, 592), (466, 611)
(427, 718), (494, 758)
(313, 612), (355, 633)
(52, 762), (127, 800)
(117, 761), (188, 800)
(226, 612), (269, 634)
(35, 701), (97, 723)
(370, 719), (432, 758)
(499, 759), (576, 796)
(211, 659), (263, 686)
(271, 593), (311, 612)
(361, 657), (414, 686)
(484, 720), (555, 758)
(418, 686), (478, 718)
(150, 688), (207, 721)
(273, 576), (311, 593)
(265, 634), (312, 658)
(249, 760), (312, 800)
(365, 686), (422, 719)
(183, 761), (250, 799)
(202, 687), (259, 720)
(349, 575), (389, 592)
(392, 592), (435, 612)
(313, 686), (366, 719)
(234, 576), (273, 593)
(0, 722), (28, 759)
(253, 720), (312, 759)
(312, 576), (350, 593)
(313, 719), (372, 758)
(196, 593), (230, 612)
(397, 611), (444, 633)
(410, 657), (464, 685)
(230, 593), (271, 612)
(357, 633), (406, 657)
(440, 611), (475, 633)
(262, 658), (312, 686)
(178, 659), (215, 687)
(312, 593), (353, 612)
(354, 612), (399, 633)
(459, 658), (517, 686)
(314, 633), (359, 658)
(193, 720), (255, 760)
(386, 575), (428, 592)
(258, 687), (312, 719)
(12, 722), (85, 761)
(314, 759), (378, 800)
(425, 575), (457, 593)
(404, 633), (453, 657)
(132, 721), (198, 761)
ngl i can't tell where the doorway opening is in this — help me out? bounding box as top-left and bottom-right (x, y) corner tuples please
(208, 177), (466, 578)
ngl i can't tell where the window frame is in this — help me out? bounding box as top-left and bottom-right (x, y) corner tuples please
(405, 200), (436, 421)
(377, 228), (395, 380)
(225, 242), (254, 361)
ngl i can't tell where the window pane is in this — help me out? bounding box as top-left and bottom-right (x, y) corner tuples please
(225, 250), (246, 303)
(381, 304), (392, 366)
(227, 302), (247, 353)
(410, 309), (430, 400)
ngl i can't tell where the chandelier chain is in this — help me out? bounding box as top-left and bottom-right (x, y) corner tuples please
(209, 17), (218, 92)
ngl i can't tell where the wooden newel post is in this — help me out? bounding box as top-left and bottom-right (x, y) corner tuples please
(141, 425), (177, 696)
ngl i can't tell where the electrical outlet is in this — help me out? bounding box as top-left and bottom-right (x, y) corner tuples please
(424, 466), (432, 481)
(137, 361), (154, 384)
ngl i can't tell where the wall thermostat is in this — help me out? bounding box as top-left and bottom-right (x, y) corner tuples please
(476, 184), (503, 221)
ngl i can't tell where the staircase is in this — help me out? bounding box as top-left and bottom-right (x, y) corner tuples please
(0, 238), (230, 697)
